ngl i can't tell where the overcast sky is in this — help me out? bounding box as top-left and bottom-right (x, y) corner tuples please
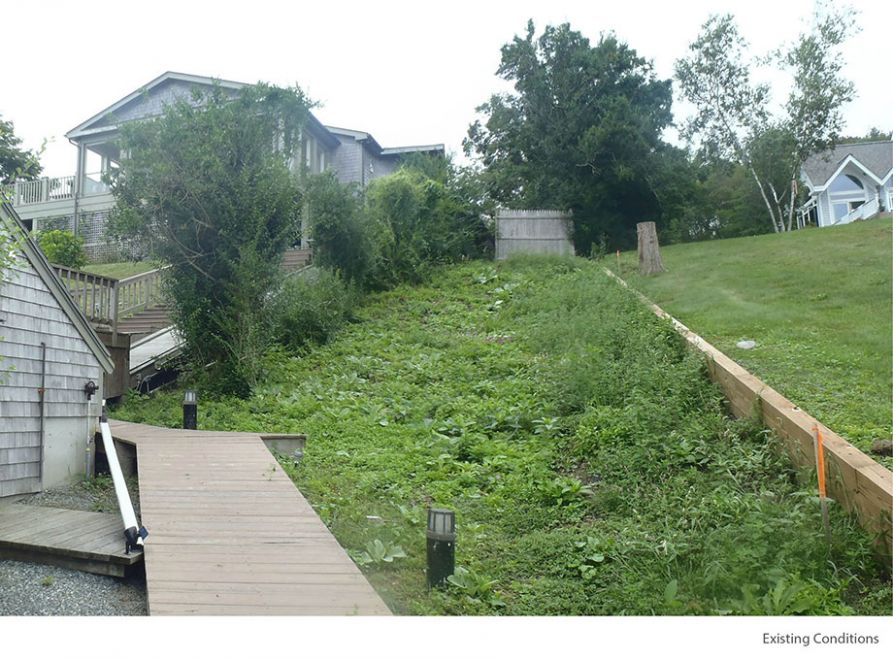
(2, 0), (889, 177)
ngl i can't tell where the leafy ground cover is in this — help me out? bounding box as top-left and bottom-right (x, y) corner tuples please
(622, 217), (892, 469)
(113, 257), (890, 615)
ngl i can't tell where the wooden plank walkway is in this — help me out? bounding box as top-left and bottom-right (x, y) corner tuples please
(0, 503), (143, 577)
(109, 420), (390, 615)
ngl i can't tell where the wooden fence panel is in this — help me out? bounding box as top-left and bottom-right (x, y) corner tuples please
(495, 210), (574, 260)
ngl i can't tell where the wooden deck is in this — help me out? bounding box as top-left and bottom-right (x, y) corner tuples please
(0, 503), (143, 577)
(109, 420), (390, 615)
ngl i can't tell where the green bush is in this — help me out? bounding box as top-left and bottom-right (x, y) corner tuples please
(306, 164), (492, 292)
(366, 168), (490, 287)
(304, 171), (381, 287)
(269, 267), (358, 351)
(36, 229), (87, 268)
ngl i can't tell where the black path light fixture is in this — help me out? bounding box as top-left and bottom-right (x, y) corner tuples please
(426, 507), (456, 588)
(183, 390), (198, 430)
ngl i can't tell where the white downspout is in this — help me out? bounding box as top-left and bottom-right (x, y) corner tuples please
(98, 402), (147, 554)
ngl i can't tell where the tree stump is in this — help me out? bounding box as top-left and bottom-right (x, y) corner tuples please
(637, 221), (665, 275)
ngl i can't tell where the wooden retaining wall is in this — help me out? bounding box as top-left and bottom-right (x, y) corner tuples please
(606, 269), (893, 551)
(495, 209), (575, 260)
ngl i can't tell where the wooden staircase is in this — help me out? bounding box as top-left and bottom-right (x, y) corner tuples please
(281, 248), (312, 272)
(116, 304), (173, 340)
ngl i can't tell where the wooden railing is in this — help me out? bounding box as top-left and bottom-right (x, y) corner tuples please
(117, 267), (168, 318)
(52, 264), (169, 335)
(4, 172), (113, 207)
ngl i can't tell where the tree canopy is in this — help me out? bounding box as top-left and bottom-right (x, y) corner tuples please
(0, 114), (41, 185)
(109, 83), (312, 394)
(675, 5), (857, 232)
(464, 21), (674, 252)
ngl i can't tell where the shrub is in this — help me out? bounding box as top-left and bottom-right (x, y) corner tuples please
(366, 168), (491, 286)
(304, 171), (381, 287)
(108, 82), (310, 396)
(36, 229), (86, 268)
(269, 267), (358, 351)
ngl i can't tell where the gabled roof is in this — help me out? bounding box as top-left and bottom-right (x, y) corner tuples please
(0, 203), (114, 373)
(801, 141), (893, 189)
(325, 125), (444, 158)
(65, 71), (340, 149)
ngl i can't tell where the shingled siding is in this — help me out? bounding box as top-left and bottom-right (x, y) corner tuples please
(332, 135), (364, 185)
(0, 257), (103, 497)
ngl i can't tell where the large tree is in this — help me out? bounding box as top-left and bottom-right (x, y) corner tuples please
(109, 83), (311, 394)
(0, 115), (41, 185)
(464, 21), (673, 251)
(675, 5), (857, 232)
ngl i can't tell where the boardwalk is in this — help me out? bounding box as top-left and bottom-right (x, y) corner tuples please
(110, 420), (390, 615)
(0, 503), (142, 577)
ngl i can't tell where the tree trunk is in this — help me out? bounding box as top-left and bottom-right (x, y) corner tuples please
(637, 222), (665, 276)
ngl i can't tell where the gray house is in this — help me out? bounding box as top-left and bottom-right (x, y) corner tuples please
(800, 141), (893, 227)
(4, 71), (444, 259)
(0, 203), (113, 497)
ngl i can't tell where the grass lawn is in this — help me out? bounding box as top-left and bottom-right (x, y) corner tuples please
(621, 217), (892, 469)
(114, 257), (890, 615)
(81, 260), (160, 280)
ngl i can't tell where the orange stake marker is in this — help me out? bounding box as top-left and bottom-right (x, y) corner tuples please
(813, 424), (832, 544)
(815, 427), (827, 498)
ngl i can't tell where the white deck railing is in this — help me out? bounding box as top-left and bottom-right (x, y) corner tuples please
(835, 197), (880, 225)
(4, 173), (110, 207)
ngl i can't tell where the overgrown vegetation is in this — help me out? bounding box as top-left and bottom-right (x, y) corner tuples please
(108, 82), (313, 395)
(35, 229), (87, 268)
(269, 268), (358, 352)
(114, 257), (890, 615)
(305, 159), (491, 290)
(623, 217), (893, 470)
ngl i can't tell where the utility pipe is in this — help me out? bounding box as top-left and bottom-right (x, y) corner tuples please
(98, 402), (147, 553)
(38, 342), (46, 485)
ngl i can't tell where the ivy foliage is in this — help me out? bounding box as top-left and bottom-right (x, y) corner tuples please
(108, 82), (312, 394)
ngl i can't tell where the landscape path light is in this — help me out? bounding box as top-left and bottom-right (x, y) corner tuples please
(426, 507), (456, 588)
(183, 389), (198, 430)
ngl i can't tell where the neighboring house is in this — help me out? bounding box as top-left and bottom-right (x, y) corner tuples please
(0, 203), (113, 497)
(3, 71), (444, 259)
(799, 140), (893, 227)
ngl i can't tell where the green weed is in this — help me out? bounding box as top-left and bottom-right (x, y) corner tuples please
(113, 256), (892, 615)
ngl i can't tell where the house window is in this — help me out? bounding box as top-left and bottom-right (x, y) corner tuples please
(319, 151), (326, 171)
(829, 173), (864, 193)
(305, 138), (313, 169)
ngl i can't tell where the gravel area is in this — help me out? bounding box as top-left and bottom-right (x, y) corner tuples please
(1, 476), (147, 616)
(18, 475), (141, 517)
(0, 560), (146, 616)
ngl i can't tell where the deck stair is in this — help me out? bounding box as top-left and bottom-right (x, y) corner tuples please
(116, 304), (173, 340)
(281, 248), (312, 272)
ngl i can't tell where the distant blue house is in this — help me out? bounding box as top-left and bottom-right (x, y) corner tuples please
(799, 141), (893, 227)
